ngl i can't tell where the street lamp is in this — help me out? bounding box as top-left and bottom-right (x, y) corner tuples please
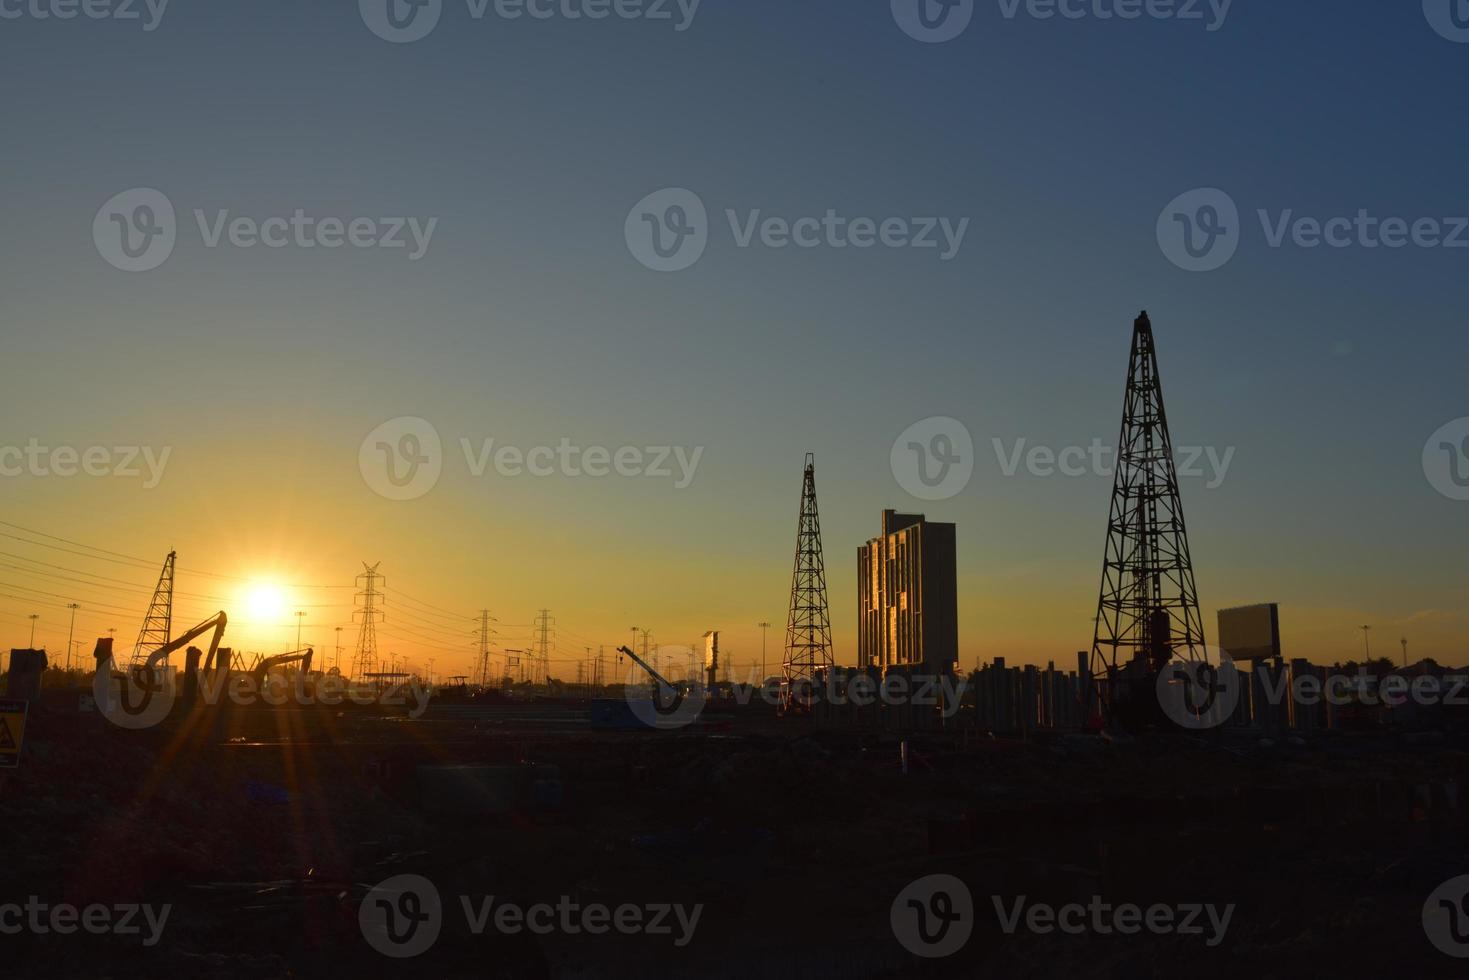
(28, 613), (39, 648)
(758, 621), (771, 683)
(295, 611), (307, 651)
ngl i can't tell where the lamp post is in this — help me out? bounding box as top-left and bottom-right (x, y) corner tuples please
(758, 621), (771, 683)
(295, 611), (307, 651)
(1359, 625), (1372, 661)
(28, 614), (39, 648)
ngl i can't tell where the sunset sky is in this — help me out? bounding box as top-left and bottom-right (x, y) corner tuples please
(1, 2), (1465, 677)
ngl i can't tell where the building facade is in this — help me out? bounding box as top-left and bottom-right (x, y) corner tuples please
(856, 510), (957, 673)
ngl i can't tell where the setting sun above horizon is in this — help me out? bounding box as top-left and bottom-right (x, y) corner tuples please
(241, 582), (288, 624)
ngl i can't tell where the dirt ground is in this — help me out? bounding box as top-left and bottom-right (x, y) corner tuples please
(3, 688), (1469, 978)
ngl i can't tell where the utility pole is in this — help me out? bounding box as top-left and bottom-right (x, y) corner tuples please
(66, 603), (79, 671)
(1359, 625), (1372, 661)
(335, 626), (343, 672)
(758, 621), (771, 683)
(28, 613), (39, 648)
(1400, 636), (1408, 669)
(295, 610), (306, 650)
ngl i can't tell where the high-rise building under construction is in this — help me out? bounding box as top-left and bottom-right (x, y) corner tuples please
(857, 510), (957, 673)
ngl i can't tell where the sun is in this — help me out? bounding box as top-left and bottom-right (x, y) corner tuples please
(242, 582), (287, 623)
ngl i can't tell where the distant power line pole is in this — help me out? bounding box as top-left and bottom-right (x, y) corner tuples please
(65, 603), (79, 671)
(28, 613), (39, 649)
(1401, 637), (1408, 669)
(1359, 625), (1372, 661)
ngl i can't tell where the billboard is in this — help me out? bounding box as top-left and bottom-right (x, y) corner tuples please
(1217, 604), (1281, 661)
(703, 631), (720, 671)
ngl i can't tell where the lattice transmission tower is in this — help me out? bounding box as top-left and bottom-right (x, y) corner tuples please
(783, 453), (834, 709)
(351, 563), (383, 681)
(1089, 312), (1207, 721)
(130, 550), (176, 666)
(476, 609), (496, 688)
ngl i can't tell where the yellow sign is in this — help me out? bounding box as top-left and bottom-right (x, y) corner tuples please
(0, 699), (27, 769)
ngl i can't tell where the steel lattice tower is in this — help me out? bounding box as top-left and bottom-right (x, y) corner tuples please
(476, 609), (495, 688)
(351, 563), (383, 681)
(783, 453), (834, 708)
(1089, 312), (1207, 720)
(130, 550), (176, 666)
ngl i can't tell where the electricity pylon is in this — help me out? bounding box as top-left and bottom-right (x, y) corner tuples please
(351, 563), (383, 681)
(1089, 311), (1207, 721)
(783, 453), (834, 710)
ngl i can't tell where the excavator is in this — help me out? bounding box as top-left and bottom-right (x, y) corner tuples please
(93, 611), (230, 716)
(248, 648), (315, 700)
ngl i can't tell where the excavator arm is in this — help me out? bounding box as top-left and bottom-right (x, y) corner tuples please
(142, 611), (228, 672)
